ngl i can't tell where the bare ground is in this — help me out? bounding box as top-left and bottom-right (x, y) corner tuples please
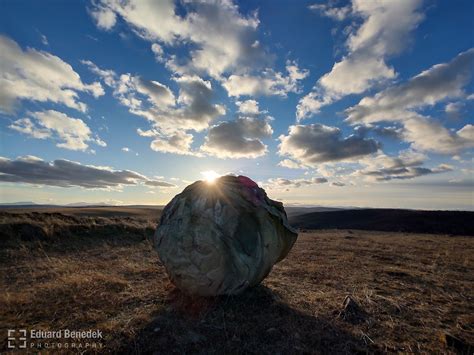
(0, 210), (473, 353)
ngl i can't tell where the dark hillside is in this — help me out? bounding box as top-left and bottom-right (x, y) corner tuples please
(289, 209), (474, 235)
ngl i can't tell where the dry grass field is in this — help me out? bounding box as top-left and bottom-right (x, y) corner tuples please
(0, 208), (473, 353)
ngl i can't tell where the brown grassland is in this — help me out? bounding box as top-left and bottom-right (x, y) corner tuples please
(0, 207), (473, 353)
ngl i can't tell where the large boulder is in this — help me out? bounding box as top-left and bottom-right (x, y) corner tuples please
(154, 175), (298, 296)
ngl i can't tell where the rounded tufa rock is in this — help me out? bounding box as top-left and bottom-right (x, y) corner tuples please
(154, 175), (298, 296)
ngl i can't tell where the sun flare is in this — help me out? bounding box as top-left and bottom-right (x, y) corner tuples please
(201, 170), (221, 184)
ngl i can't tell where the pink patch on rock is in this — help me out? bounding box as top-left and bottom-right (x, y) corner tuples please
(237, 175), (264, 206)
(237, 175), (258, 188)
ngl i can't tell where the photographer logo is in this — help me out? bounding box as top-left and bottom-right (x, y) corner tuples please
(6, 329), (103, 350)
(7, 329), (27, 349)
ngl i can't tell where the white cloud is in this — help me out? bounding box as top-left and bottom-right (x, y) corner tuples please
(222, 61), (308, 97)
(9, 118), (51, 139)
(320, 54), (396, 97)
(346, 49), (474, 125)
(121, 147), (130, 152)
(201, 117), (273, 158)
(83, 61), (226, 155)
(345, 48), (474, 154)
(151, 43), (165, 62)
(89, 4), (117, 30)
(85, 61), (225, 133)
(89, 0), (267, 79)
(236, 99), (260, 115)
(317, 163), (356, 178)
(309, 3), (351, 21)
(278, 124), (380, 166)
(95, 138), (107, 147)
(81, 60), (116, 86)
(402, 115), (474, 154)
(127, 74), (226, 138)
(297, 0), (424, 119)
(0, 35), (103, 114)
(145, 130), (201, 156)
(295, 92), (334, 121)
(278, 159), (306, 169)
(445, 102), (463, 115)
(133, 76), (175, 108)
(9, 110), (105, 151)
(265, 176), (328, 190)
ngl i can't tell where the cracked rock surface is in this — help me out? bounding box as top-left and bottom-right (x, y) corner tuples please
(154, 175), (298, 296)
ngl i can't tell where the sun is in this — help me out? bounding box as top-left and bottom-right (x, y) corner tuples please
(201, 170), (221, 184)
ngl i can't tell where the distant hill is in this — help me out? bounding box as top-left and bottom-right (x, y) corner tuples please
(0, 203), (164, 209)
(0, 202), (38, 206)
(289, 209), (474, 236)
(284, 206), (345, 218)
(0, 203), (57, 209)
(65, 202), (112, 207)
(0, 206), (162, 219)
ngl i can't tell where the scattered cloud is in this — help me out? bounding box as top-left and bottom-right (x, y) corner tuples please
(83, 61), (226, 155)
(40, 33), (49, 46)
(88, 0), (306, 104)
(355, 150), (453, 181)
(89, 0), (267, 79)
(265, 176), (328, 190)
(91, 65), (224, 133)
(201, 117), (273, 158)
(9, 110), (106, 151)
(9, 118), (51, 140)
(81, 60), (116, 86)
(222, 61), (308, 97)
(298, 0), (424, 119)
(0, 35), (103, 114)
(151, 43), (165, 62)
(346, 48), (474, 125)
(317, 163), (357, 178)
(346, 48), (474, 154)
(143, 130), (201, 156)
(144, 180), (176, 188)
(278, 124), (380, 166)
(278, 159), (306, 169)
(445, 102), (464, 115)
(354, 124), (403, 140)
(308, 3), (351, 21)
(134, 76), (175, 108)
(88, 3), (117, 30)
(121, 147), (130, 152)
(236, 99), (260, 115)
(402, 115), (474, 154)
(0, 156), (173, 189)
(372, 126), (403, 140)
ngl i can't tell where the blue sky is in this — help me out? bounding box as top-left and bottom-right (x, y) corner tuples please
(0, 0), (473, 209)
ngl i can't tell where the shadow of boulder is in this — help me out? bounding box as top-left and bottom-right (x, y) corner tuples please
(118, 285), (371, 354)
